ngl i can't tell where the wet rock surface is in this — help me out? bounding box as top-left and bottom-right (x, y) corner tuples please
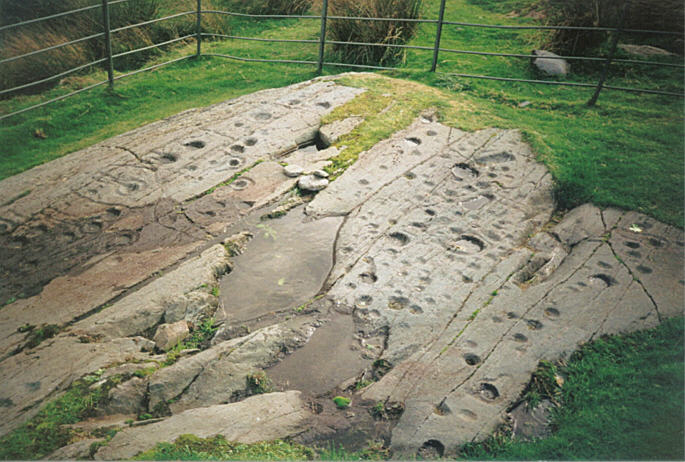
(0, 74), (682, 459)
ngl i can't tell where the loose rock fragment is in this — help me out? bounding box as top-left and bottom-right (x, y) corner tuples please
(298, 175), (329, 192)
(284, 164), (304, 178)
(153, 321), (190, 351)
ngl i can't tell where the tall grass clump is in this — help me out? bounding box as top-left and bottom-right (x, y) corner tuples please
(327, 0), (423, 67)
(535, 0), (684, 54)
(219, 0), (313, 15)
(0, 0), (228, 94)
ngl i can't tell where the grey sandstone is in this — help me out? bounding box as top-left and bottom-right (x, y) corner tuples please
(95, 391), (312, 460)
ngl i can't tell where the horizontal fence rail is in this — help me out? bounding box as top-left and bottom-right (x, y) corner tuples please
(0, 0), (129, 32)
(1, 0), (683, 122)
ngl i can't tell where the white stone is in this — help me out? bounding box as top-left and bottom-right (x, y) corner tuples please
(283, 164), (304, 177)
(532, 50), (570, 76)
(298, 175), (329, 192)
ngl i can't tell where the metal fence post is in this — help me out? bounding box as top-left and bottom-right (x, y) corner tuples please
(317, 0), (329, 74)
(431, 0), (447, 72)
(101, 0), (114, 88)
(196, 0), (202, 57)
(588, 2), (629, 106)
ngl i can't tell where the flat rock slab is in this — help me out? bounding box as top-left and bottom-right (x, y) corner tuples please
(95, 391), (312, 460)
(0, 78), (362, 308)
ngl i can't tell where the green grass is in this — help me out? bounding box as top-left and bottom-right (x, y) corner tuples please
(332, 396), (351, 409)
(163, 317), (218, 365)
(133, 434), (316, 460)
(136, 434), (391, 461)
(460, 317), (685, 460)
(0, 370), (121, 460)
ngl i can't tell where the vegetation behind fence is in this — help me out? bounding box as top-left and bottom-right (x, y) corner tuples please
(0, 0), (683, 121)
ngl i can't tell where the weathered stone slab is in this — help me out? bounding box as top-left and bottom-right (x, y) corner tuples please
(609, 211), (685, 318)
(306, 115), (454, 217)
(46, 438), (104, 460)
(0, 243), (200, 359)
(357, 203), (680, 456)
(74, 245), (230, 339)
(95, 391), (312, 460)
(325, 127), (554, 363)
(148, 319), (315, 413)
(217, 208), (343, 325)
(553, 203), (605, 246)
(0, 79), (363, 304)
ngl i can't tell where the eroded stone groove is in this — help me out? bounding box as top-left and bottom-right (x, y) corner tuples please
(0, 74), (681, 460)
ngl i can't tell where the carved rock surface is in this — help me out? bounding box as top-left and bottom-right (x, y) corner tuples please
(0, 75), (681, 461)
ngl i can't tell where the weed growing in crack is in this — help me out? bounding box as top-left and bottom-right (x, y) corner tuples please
(162, 318), (218, 366)
(246, 371), (273, 395)
(333, 396), (351, 409)
(24, 323), (60, 349)
(522, 360), (562, 408)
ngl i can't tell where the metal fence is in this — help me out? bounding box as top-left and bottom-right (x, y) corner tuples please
(1, 0), (683, 121)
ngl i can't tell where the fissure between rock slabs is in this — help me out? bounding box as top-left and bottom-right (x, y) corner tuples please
(0, 76), (682, 460)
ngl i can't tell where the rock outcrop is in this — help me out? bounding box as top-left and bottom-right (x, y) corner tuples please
(0, 74), (681, 460)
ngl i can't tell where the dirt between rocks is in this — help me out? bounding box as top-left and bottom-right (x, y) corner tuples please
(0, 74), (682, 460)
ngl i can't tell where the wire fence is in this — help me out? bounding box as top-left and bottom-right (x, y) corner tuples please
(1, 0), (683, 121)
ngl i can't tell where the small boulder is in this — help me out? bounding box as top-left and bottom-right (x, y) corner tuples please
(532, 50), (570, 76)
(312, 169), (329, 179)
(153, 320), (189, 351)
(618, 44), (675, 57)
(103, 377), (148, 415)
(298, 175), (329, 192)
(283, 164), (304, 178)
